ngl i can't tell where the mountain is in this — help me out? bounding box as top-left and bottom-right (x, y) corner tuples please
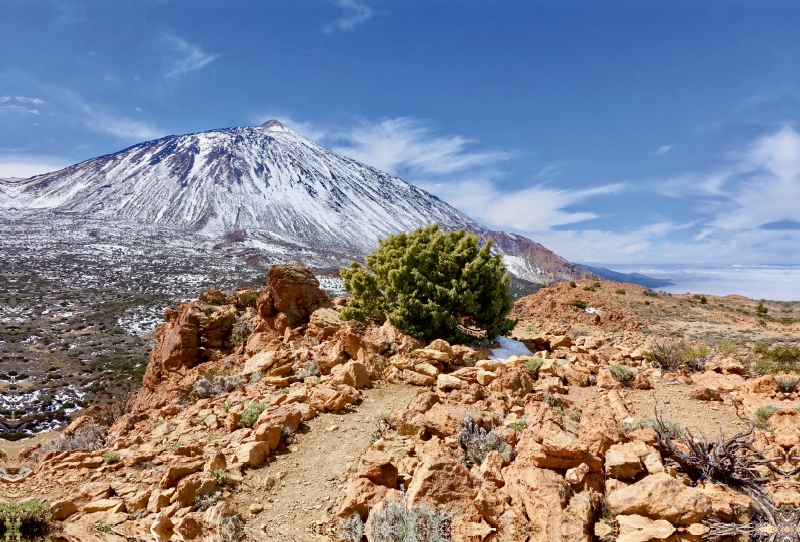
(581, 265), (675, 289)
(1, 120), (595, 285)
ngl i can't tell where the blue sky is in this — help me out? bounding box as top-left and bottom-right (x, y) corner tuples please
(3, 0), (800, 266)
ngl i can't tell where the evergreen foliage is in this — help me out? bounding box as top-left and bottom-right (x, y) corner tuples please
(340, 226), (515, 342)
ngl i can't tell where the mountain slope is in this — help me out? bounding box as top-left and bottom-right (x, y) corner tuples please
(1, 121), (594, 284)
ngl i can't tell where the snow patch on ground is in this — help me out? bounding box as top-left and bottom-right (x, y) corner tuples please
(489, 336), (534, 361)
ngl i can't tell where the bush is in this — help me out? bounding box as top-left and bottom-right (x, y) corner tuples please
(230, 319), (254, 346)
(103, 450), (120, 464)
(754, 405), (778, 430)
(756, 300), (768, 316)
(749, 344), (800, 375)
(340, 225), (515, 343)
(524, 358), (543, 376)
(239, 403), (267, 428)
(776, 376), (799, 393)
(623, 418), (683, 438)
(213, 469), (234, 487)
(568, 299), (587, 310)
(569, 281), (577, 288)
(609, 364), (634, 387)
(363, 493), (453, 542)
(194, 491), (222, 511)
(643, 338), (711, 373)
(39, 423), (106, 456)
(456, 413), (512, 467)
(296, 361), (320, 381)
(615, 288), (626, 295)
(194, 374), (244, 399)
(643, 289), (658, 297)
(0, 500), (52, 539)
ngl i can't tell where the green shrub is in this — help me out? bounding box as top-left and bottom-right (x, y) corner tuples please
(456, 413), (512, 467)
(700, 296), (708, 304)
(239, 403), (267, 428)
(643, 338), (711, 372)
(524, 358), (543, 376)
(365, 494), (453, 542)
(213, 469), (234, 487)
(776, 376), (799, 393)
(749, 345), (800, 375)
(340, 225), (515, 343)
(623, 418), (683, 438)
(609, 364), (634, 387)
(756, 300), (769, 316)
(643, 289), (658, 297)
(568, 299), (587, 310)
(569, 281), (577, 288)
(0, 500), (52, 539)
(194, 491), (222, 511)
(754, 406), (778, 430)
(550, 300), (557, 309)
(103, 450), (120, 464)
(615, 288), (626, 295)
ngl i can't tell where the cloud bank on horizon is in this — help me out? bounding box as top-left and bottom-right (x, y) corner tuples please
(2, 0), (800, 266)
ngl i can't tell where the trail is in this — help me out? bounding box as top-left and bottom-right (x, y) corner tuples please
(231, 383), (417, 541)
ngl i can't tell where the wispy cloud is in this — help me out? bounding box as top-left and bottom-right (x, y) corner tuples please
(0, 105), (40, 115)
(324, 0), (373, 33)
(16, 96), (44, 104)
(164, 35), (219, 79)
(0, 156), (68, 179)
(657, 145), (672, 154)
(0, 97), (9, 103)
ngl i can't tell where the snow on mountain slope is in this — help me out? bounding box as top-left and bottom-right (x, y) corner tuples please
(3, 121), (596, 284)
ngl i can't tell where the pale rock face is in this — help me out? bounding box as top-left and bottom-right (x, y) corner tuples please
(616, 514), (675, 542)
(607, 472), (713, 525)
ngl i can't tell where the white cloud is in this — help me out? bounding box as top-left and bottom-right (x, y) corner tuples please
(0, 105), (40, 115)
(164, 35), (219, 79)
(16, 96), (44, 104)
(657, 145), (672, 154)
(324, 0), (373, 33)
(0, 97), (9, 103)
(326, 117), (510, 175)
(419, 179), (624, 231)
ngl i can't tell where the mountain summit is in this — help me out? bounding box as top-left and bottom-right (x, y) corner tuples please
(0, 123), (593, 284)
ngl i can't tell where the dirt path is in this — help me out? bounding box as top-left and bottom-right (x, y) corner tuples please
(232, 383), (417, 541)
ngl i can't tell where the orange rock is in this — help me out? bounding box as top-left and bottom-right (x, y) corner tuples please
(406, 440), (478, 510)
(331, 360), (371, 389)
(357, 450), (399, 488)
(606, 472), (712, 525)
(159, 458), (205, 488)
(338, 478), (393, 520)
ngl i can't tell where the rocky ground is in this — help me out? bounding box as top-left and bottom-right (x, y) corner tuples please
(1, 270), (799, 542)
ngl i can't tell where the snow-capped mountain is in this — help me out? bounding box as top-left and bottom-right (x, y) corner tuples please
(1, 120), (594, 284)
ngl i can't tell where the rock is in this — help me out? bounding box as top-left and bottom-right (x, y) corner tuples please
(643, 453), (665, 474)
(632, 373), (652, 390)
(550, 335), (572, 349)
(437, 374), (464, 390)
(242, 351), (277, 375)
(414, 363), (440, 378)
(306, 308), (342, 340)
(565, 463), (590, 485)
(176, 473), (217, 507)
(237, 441), (271, 467)
(256, 404), (303, 432)
(596, 367), (622, 389)
(579, 405), (624, 456)
(503, 461), (594, 541)
(175, 514), (204, 540)
(256, 264), (332, 329)
(83, 498), (124, 513)
(338, 478), (392, 520)
(151, 512), (174, 542)
(607, 472), (712, 524)
(488, 369), (534, 395)
(406, 441), (478, 509)
(402, 369), (436, 386)
(249, 503), (264, 514)
(254, 424), (282, 450)
(741, 375), (777, 395)
(563, 365), (592, 387)
(691, 371), (745, 393)
(50, 500), (78, 520)
(616, 514), (675, 542)
(479, 450), (505, 487)
(357, 450), (399, 488)
(605, 442), (647, 479)
(516, 428), (602, 471)
(476, 370), (497, 386)
(330, 361), (371, 389)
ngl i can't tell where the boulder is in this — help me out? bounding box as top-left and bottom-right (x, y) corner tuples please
(306, 308), (342, 340)
(159, 458), (205, 488)
(607, 472), (713, 524)
(338, 478), (393, 520)
(692, 371), (745, 393)
(237, 441), (271, 467)
(256, 264), (332, 329)
(331, 361), (371, 389)
(437, 374), (464, 390)
(616, 514), (675, 542)
(605, 441), (650, 479)
(402, 370), (435, 387)
(357, 450), (399, 488)
(516, 428), (602, 471)
(406, 441), (478, 509)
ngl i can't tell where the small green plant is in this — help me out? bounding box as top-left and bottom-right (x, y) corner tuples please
(129, 444), (139, 451)
(96, 520), (112, 535)
(567, 411), (582, 421)
(278, 387), (290, 395)
(372, 412), (395, 442)
(749, 344), (800, 375)
(239, 403), (267, 428)
(609, 364), (634, 388)
(700, 296), (708, 304)
(623, 418), (683, 438)
(248, 371), (263, 386)
(230, 318), (254, 346)
(0, 500), (53, 540)
(594, 282), (602, 288)
(171, 441), (182, 450)
(194, 491), (222, 511)
(754, 405), (779, 430)
(568, 299), (587, 310)
(756, 300), (769, 316)
(524, 358), (543, 376)
(643, 289), (658, 297)
(102, 450), (120, 464)
(550, 300), (557, 309)
(583, 285), (595, 291)
(569, 281), (577, 288)
(525, 325), (538, 333)
(156, 419), (165, 426)
(615, 288), (626, 295)
(507, 416), (527, 433)
(361, 493), (453, 542)
(718, 340), (739, 356)
(213, 469), (234, 487)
